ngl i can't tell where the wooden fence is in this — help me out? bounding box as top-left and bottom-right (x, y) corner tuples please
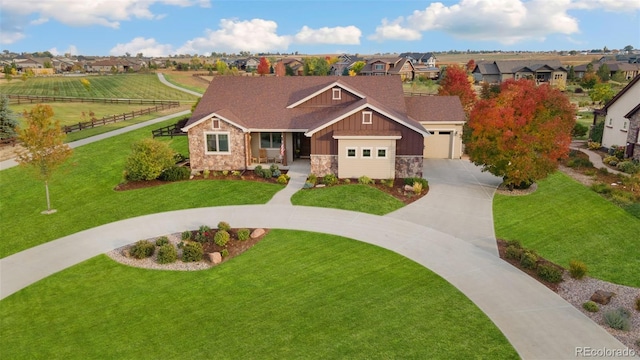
(151, 118), (189, 138)
(6, 95), (179, 106)
(63, 102), (180, 134)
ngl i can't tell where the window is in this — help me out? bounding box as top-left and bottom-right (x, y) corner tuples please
(376, 147), (387, 159)
(622, 121), (628, 131)
(347, 147), (357, 158)
(374, 64), (384, 71)
(439, 131), (452, 135)
(608, 118), (613, 127)
(212, 119), (221, 129)
(332, 88), (341, 100)
(260, 132), (282, 148)
(362, 148), (372, 158)
(362, 111), (372, 125)
(205, 133), (230, 153)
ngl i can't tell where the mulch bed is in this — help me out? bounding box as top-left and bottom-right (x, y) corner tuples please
(196, 228), (268, 261)
(496, 239), (565, 292)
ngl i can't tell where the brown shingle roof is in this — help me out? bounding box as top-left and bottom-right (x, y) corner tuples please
(405, 96), (466, 122)
(185, 76), (420, 131)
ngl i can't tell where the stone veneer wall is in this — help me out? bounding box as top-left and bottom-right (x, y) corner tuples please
(395, 156), (424, 178)
(188, 120), (246, 172)
(627, 112), (640, 161)
(310, 155), (338, 177)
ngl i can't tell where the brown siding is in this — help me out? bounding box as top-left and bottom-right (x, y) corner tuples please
(311, 109), (424, 155)
(298, 87), (360, 107)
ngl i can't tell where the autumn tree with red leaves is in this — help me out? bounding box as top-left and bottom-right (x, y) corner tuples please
(464, 79), (575, 189)
(466, 59), (475, 72)
(257, 57), (270, 76)
(438, 65), (476, 117)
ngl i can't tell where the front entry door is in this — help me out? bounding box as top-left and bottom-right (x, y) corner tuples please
(294, 133), (311, 158)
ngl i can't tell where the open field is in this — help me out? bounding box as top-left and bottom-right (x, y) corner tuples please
(0, 230), (517, 359)
(161, 70), (209, 93)
(435, 52), (600, 66)
(0, 116), (282, 258)
(494, 171), (640, 287)
(0, 74), (199, 101)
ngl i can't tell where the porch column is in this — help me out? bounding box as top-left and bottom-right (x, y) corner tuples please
(282, 132), (288, 166)
(245, 133), (251, 168)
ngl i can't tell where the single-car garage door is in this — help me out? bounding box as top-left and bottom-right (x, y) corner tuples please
(424, 130), (453, 159)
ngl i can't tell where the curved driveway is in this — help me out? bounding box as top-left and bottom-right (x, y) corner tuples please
(0, 159), (629, 359)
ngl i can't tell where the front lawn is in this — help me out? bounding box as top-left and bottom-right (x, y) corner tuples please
(494, 171), (640, 287)
(0, 230), (517, 359)
(291, 184), (405, 215)
(0, 117), (283, 258)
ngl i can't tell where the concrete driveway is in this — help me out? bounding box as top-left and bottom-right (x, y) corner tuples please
(387, 159), (503, 255)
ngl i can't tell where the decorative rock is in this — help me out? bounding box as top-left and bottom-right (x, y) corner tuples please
(404, 184), (413, 191)
(590, 290), (615, 305)
(251, 228), (265, 239)
(207, 252), (222, 265)
(316, 184), (326, 188)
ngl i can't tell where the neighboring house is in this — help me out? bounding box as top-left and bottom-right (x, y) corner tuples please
(359, 57), (415, 81)
(276, 58), (304, 76)
(574, 62), (640, 80)
(413, 64), (440, 80)
(182, 76), (435, 179)
(594, 75), (640, 151)
(472, 60), (567, 86)
(400, 52), (437, 67)
(625, 103), (640, 160)
(405, 96), (466, 159)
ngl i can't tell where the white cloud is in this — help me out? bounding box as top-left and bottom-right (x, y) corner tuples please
(49, 45), (80, 56)
(0, 30), (25, 45)
(0, 0), (211, 43)
(110, 37), (175, 57)
(293, 25), (361, 45)
(177, 19), (291, 54)
(368, 0), (636, 45)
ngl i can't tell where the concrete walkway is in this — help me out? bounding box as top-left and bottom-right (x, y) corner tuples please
(157, 72), (204, 97)
(267, 160), (310, 205)
(570, 140), (628, 176)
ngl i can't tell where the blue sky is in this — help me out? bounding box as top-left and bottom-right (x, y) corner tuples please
(1, 0), (639, 56)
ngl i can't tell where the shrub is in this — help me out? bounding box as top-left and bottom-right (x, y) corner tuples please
(591, 182), (612, 195)
(380, 178), (395, 188)
(221, 249), (229, 258)
(194, 232), (208, 243)
(574, 87), (584, 94)
(609, 145), (625, 160)
(254, 165), (263, 177)
(520, 250), (538, 270)
(587, 141), (601, 150)
(536, 264), (563, 283)
(343, 178), (351, 184)
(237, 228), (250, 241)
(617, 161), (639, 174)
(214, 230), (230, 247)
(181, 230), (192, 241)
(269, 164), (279, 172)
(155, 236), (169, 246)
(597, 167), (610, 175)
(222, 170), (229, 176)
(124, 138), (176, 181)
(261, 168), (272, 179)
(582, 301), (599, 313)
(405, 177), (429, 189)
(323, 173), (338, 186)
(413, 182), (423, 194)
(182, 242), (203, 262)
(203, 169), (210, 178)
(156, 244), (177, 264)
(603, 308), (631, 331)
(505, 239), (521, 248)
(232, 170), (242, 177)
(566, 157), (593, 168)
(572, 123), (589, 138)
(130, 240), (155, 259)
(307, 174), (317, 184)
(505, 245), (523, 261)
(277, 174), (289, 185)
(217, 221), (231, 232)
(303, 181), (314, 189)
(272, 169), (281, 177)
(158, 165), (190, 181)
(569, 260), (587, 279)
(358, 175), (373, 185)
(603, 155), (619, 166)
(611, 190), (634, 206)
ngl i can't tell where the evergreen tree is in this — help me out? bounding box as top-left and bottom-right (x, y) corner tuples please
(0, 95), (18, 140)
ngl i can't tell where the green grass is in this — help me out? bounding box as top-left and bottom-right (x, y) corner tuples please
(291, 184), (405, 215)
(0, 74), (199, 101)
(0, 230), (517, 359)
(494, 171), (640, 287)
(0, 116), (282, 258)
(162, 73), (207, 94)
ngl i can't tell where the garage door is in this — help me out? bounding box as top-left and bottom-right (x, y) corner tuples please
(424, 130), (453, 159)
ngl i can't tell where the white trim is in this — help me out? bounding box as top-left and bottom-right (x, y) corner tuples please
(307, 103), (429, 137)
(420, 121), (465, 125)
(362, 111), (372, 125)
(346, 147), (357, 158)
(182, 112), (248, 132)
(333, 135), (402, 140)
(286, 81), (367, 108)
(376, 147), (388, 159)
(204, 131), (231, 154)
(361, 147), (373, 158)
(332, 88), (342, 100)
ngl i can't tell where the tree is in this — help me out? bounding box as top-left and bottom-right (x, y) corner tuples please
(257, 57), (270, 76)
(0, 95), (18, 140)
(580, 72), (599, 89)
(215, 59), (228, 75)
(437, 65), (477, 117)
(303, 57), (330, 76)
(590, 83), (615, 104)
(351, 61), (366, 75)
(623, 45), (634, 53)
(15, 105), (73, 214)
(124, 138), (175, 181)
(464, 79), (575, 189)
(596, 63), (610, 82)
(466, 59), (475, 72)
(567, 65), (576, 81)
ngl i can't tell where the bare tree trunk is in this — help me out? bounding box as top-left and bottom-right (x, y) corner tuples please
(44, 180), (53, 214)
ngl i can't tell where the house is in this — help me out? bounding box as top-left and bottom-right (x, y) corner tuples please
(182, 76), (439, 179)
(405, 96), (466, 159)
(625, 103), (640, 160)
(594, 75), (640, 151)
(275, 58), (304, 76)
(574, 62), (640, 80)
(359, 57), (415, 81)
(400, 52), (437, 67)
(473, 60), (567, 86)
